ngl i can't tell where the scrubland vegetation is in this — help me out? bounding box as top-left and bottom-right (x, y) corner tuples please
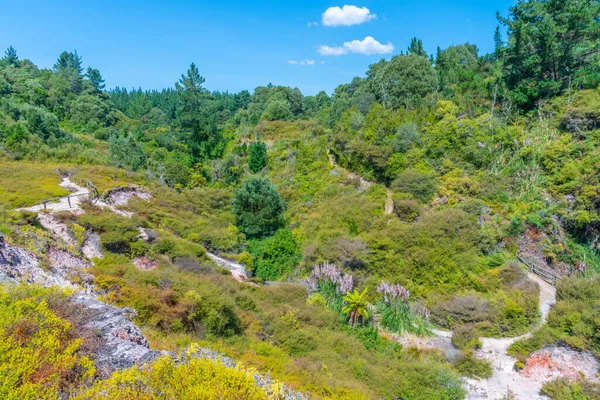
(0, 0), (599, 398)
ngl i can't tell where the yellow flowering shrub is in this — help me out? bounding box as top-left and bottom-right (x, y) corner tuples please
(75, 351), (269, 400)
(0, 285), (95, 400)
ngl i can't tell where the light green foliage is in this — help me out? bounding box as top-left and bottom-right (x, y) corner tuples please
(431, 263), (540, 337)
(79, 208), (141, 254)
(540, 377), (600, 400)
(261, 100), (292, 121)
(377, 299), (430, 336)
(70, 222), (86, 246)
(342, 289), (370, 326)
(181, 290), (242, 338)
(454, 353), (493, 379)
(391, 196), (422, 222)
(0, 161), (69, 207)
(108, 133), (146, 171)
(367, 54), (437, 109)
(70, 94), (116, 131)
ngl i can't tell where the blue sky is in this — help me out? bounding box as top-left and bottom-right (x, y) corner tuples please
(1, 1), (514, 95)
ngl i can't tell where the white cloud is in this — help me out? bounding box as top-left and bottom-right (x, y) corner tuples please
(308, 21), (320, 27)
(317, 36), (394, 56)
(322, 5), (376, 27)
(317, 45), (349, 56)
(344, 36), (394, 55)
(287, 59), (317, 66)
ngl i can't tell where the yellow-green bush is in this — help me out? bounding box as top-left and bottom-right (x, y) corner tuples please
(0, 285), (95, 400)
(75, 347), (270, 400)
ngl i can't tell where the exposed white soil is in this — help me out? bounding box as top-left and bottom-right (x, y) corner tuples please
(105, 186), (151, 206)
(384, 188), (394, 215)
(37, 212), (78, 246)
(206, 252), (248, 282)
(82, 231), (104, 259)
(17, 177), (150, 218)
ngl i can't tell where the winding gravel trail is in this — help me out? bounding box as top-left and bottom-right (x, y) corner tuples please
(463, 272), (556, 400)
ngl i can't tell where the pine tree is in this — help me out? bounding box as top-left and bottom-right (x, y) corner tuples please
(493, 25), (504, 59)
(408, 37), (427, 57)
(54, 51), (82, 74)
(54, 50), (84, 93)
(175, 63), (207, 136)
(3, 46), (18, 66)
(248, 141), (267, 173)
(85, 67), (105, 91)
(232, 177), (286, 238)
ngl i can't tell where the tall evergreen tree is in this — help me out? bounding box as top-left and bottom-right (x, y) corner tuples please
(408, 37), (427, 57)
(3, 46), (18, 66)
(232, 177), (286, 238)
(54, 50), (84, 93)
(493, 25), (504, 58)
(499, 0), (600, 107)
(175, 63), (207, 136)
(54, 51), (83, 74)
(248, 141), (268, 173)
(85, 67), (105, 91)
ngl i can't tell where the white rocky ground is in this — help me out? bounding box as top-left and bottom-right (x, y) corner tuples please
(82, 231), (103, 259)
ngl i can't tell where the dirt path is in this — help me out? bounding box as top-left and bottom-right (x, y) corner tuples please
(384, 189), (393, 215)
(464, 272), (556, 400)
(17, 176), (136, 217)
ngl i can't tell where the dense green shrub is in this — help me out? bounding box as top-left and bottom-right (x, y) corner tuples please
(231, 177), (286, 238)
(79, 209), (142, 254)
(452, 324), (482, 350)
(181, 290), (243, 338)
(454, 353), (492, 379)
(248, 140), (267, 173)
(248, 228), (301, 280)
(392, 197), (422, 222)
(541, 377), (600, 400)
(391, 168), (438, 203)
